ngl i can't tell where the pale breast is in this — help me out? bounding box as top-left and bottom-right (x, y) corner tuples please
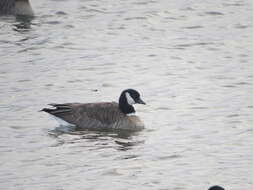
(14, 1), (34, 16)
(114, 115), (145, 131)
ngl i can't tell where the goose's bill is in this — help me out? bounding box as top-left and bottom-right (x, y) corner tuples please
(136, 98), (146, 105)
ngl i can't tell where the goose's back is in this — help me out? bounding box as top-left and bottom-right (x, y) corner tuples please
(74, 102), (125, 129)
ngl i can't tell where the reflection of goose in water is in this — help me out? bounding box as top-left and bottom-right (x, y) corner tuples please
(0, 0), (34, 16)
(49, 128), (145, 151)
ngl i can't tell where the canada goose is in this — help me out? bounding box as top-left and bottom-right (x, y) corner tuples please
(208, 186), (225, 190)
(41, 89), (146, 131)
(0, 0), (34, 16)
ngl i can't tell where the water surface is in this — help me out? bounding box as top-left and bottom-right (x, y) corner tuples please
(0, 0), (253, 189)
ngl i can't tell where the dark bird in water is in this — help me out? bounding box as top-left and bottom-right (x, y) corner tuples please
(208, 185), (225, 190)
(41, 89), (146, 131)
(0, 0), (34, 16)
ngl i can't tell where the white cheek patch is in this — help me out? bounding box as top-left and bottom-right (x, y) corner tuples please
(126, 92), (135, 105)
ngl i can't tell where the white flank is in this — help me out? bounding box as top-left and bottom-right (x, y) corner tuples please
(49, 115), (76, 127)
(125, 92), (135, 105)
(126, 113), (136, 116)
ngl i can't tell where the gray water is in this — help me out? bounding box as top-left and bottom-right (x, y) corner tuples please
(0, 0), (253, 189)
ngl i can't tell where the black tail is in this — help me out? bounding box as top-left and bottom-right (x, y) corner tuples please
(40, 104), (72, 115)
(40, 108), (54, 113)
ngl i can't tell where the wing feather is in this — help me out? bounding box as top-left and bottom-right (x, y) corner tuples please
(43, 102), (124, 129)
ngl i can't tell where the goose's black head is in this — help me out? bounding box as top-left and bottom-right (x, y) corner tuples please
(208, 186), (225, 190)
(118, 89), (146, 114)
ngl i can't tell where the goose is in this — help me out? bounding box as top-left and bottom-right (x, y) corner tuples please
(41, 89), (146, 131)
(208, 186), (225, 190)
(0, 0), (34, 16)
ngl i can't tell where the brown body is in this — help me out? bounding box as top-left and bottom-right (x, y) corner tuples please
(43, 102), (144, 131)
(0, 0), (34, 16)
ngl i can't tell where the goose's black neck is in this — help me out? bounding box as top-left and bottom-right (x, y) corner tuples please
(119, 93), (135, 114)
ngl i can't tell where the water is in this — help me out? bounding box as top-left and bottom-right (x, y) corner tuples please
(0, 0), (253, 189)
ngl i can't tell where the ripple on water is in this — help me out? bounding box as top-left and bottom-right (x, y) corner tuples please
(157, 154), (182, 160)
(116, 154), (140, 161)
(17, 79), (32, 83)
(223, 2), (245, 7)
(222, 85), (236, 88)
(102, 168), (124, 176)
(124, 17), (147, 21)
(204, 11), (224, 16)
(182, 25), (204, 29)
(235, 24), (249, 29)
(227, 114), (240, 118)
(45, 21), (61, 25)
(173, 42), (215, 49)
(67, 79), (83, 83)
(55, 11), (67, 16)
(189, 107), (209, 110)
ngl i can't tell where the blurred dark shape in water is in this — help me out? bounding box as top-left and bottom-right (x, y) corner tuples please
(13, 14), (33, 31)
